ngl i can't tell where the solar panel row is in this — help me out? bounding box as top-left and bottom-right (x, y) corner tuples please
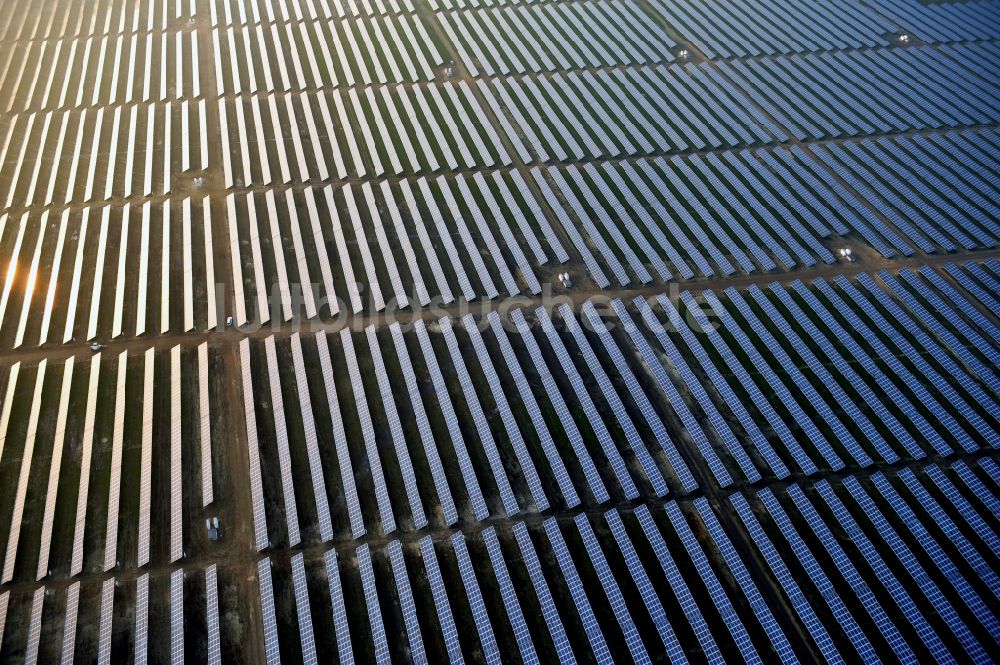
(97, 579), (114, 665)
(212, 13), (440, 92)
(210, 0), (415, 25)
(0, 361), (44, 582)
(291, 553), (317, 665)
(387, 541), (425, 663)
(0, 29), (201, 113)
(494, 65), (777, 163)
(264, 335), (302, 546)
(321, 549), (355, 664)
(240, 339), (269, 551)
(418, 536), (462, 664)
(35, 359), (73, 580)
(0, 591), (6, 656)
(0, 106), (209, 211)
(438, 1), (674, 76)
(219, 83), (509, 184)
(0, 0), (184, 43)
(218, 176), (548, 321)
(205, 565), (221, 665)
(865, 0), (1000, 42)
(170, 346), (184, 563)
(135, 353), (155, 556)
(646, 0), (892, 57)
(258, 559), (281, 664)
(61, 582), (80, 664)
(135, 574), (148, 665)
(722, 48), (1000, 142)
(24, 587), (44, 665)
(0, 200), (217, 347)
(170, 569), (184, 664)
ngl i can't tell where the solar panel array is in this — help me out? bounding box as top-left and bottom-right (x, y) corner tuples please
(211, 13), (442, 91)
(390, 322), (458, 525)
(220, 471), (998, 663)
(341, 329), (396, 535)
(481, 527), (536, 664)
(604, 510), (684, 662)
(366, 324), (426, 529)
(736, 463), (1000, 662)
(218, 174), (554, 320)
(437, 1), (675, 74)
(452, 531), (501, 664)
